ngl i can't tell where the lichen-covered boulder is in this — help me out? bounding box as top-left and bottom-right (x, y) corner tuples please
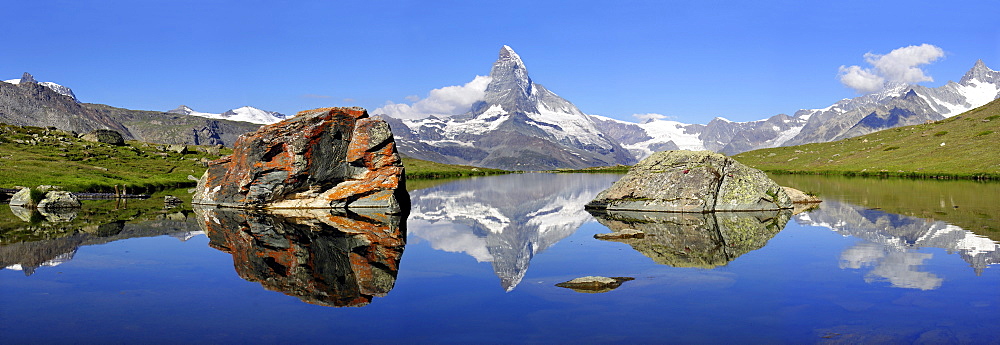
(8, 188), (34, 207)
(586, 150), (791, 212)
(193, 107), (408, 213)
(36, 191), (81, 209)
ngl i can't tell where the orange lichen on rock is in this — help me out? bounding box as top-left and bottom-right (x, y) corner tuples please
(192, 107), (408, 213)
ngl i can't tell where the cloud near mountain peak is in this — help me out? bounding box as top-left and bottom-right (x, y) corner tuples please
(839, 44), (945, 93)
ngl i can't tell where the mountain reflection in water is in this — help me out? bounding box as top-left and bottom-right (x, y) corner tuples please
(407, 173), (623, 291)
(588, 209), (791, 268)
(195, 207), (406, 307)
(797, 199), (1000, 290)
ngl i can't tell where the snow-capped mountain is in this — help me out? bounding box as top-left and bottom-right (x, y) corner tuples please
(592, 60), (1000, 158)
(4, 72), (78, 101)
(168, 105), (289, 124)
(381, 45), (635, 170)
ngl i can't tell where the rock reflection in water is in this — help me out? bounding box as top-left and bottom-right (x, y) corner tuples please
(195, 207), (406, 307)
(588, 210), (791, 268)
(797, 199), (1000, 290)
(408, 173), (622, 291)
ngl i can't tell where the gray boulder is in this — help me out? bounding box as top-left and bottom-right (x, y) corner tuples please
(586, 150), (791, 212)
(36, 191), (81, 209)
(9, 188), (34, 207)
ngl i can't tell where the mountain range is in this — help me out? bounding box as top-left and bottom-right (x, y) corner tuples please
(1, 73), (263, 146)
(383, 46), (636, 171)
(380, 46), (1000, 168)
(3, 47), (997, 165)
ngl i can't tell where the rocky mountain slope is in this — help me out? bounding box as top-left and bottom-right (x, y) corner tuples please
(1, 73), (261, 146)
(382, 46), (636, 170)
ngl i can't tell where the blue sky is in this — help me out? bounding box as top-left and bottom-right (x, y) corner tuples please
(3, 0), (998, 124)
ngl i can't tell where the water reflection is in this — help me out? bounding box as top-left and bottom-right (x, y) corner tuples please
(588, 209), (791, 268)
(1, 210), (202, 275)
(195, 207), (406, 307)
(797, 199), (1000, 290)
(407, 173), (622, 291)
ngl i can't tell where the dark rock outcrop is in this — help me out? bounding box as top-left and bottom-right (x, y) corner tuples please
(587, 150), (791, 212)
(193, 107), (408, 213)
(590, 209), (791, 268)
(197, 207), (406, 307)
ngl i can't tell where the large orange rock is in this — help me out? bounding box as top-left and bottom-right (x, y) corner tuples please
(192, 107), (408, 213)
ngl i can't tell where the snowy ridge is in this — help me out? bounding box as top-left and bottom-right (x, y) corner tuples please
(4, 75), (78, 101)
(168, 105), (288, 124)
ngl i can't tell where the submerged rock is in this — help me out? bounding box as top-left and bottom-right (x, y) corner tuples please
(782, 186), (822, 204)
(555, 276), (635, 293)
(192, 107), (408, 213)
(586, 150), (791, 212)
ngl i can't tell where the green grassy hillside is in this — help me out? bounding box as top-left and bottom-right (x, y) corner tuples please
(733, 98), (1000, 179)
(0, 124), (227, 192)
(0, 124), (509, 193)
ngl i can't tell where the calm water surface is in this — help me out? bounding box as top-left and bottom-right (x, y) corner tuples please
(1, 174), (998, 343)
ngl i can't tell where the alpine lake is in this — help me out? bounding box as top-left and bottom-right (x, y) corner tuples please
(1, 173), (998, 344)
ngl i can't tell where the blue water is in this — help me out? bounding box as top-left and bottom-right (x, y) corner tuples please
(1, 173), (998, 343)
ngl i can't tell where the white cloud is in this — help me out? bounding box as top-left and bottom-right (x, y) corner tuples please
(632, 113), (671, 122)
(404, 95), (420, 102)
(838, 65), (885, 94)
(839, 44), (945, 93)
(374, 76), (492, 119)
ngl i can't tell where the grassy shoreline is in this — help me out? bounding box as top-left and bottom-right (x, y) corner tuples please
(733, 99), (1000, 180)
(0, 124), (512, 193)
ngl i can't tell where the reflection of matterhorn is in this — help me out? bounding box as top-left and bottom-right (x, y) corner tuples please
(796, 200), (1000, 290)
(408, 173), (620, 291)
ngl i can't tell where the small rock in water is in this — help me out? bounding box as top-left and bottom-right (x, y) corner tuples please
(555, 276), (635, 293)
(594, 229), (645, 240)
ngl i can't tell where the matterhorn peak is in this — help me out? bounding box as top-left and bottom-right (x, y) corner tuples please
(499, 45), (522, 63)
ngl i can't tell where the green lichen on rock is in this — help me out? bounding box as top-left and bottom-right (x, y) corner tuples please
(587, 150), (792, 212)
